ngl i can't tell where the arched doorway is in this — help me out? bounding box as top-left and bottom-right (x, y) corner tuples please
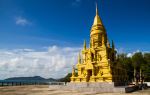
(87, 69), (92, 82)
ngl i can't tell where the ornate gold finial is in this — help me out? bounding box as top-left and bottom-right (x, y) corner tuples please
(78, 53), (81, 63)
(83, 40), (86, 50)
(107, 40), (110, 48)
(72, 65), (75, 77)
(96, 2), (98, 15)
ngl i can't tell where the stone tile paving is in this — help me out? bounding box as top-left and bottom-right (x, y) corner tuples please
(0, 85), (149, 95)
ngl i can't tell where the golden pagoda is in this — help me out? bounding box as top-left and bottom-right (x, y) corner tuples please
(71, 4), (117, 82)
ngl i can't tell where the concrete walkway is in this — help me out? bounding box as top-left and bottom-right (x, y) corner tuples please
(0, 85), (150, 95)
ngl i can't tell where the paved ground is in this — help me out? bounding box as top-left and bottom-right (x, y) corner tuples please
(0, 85), (150, 95)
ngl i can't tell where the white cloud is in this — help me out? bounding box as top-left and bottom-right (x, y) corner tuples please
(123, 50), (149, 57)
(0, 46), (80, 79)
(127, 53), (132, 57)
(116, 47), (125, 54)
(15, 17), (31, 26)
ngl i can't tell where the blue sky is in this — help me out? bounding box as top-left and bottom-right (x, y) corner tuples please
(0, 0), (150, 52)
(0, 0), (150, 79)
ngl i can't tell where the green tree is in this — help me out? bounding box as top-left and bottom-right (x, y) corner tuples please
(132, 52), (145, 69)
(116, 54), (134, 82)
(131, 52), (145, 82)
(58, 73), (72, 82)
(143, 53), (150, 81)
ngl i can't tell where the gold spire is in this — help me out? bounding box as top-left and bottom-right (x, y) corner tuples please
(107, 40), (110, 48)
(83, 40), (86, 50)
(93, 2), (103, 26)
(78, 53), (81, 64)
(72, 65), (75, 77)
(96, 2), (98, 15)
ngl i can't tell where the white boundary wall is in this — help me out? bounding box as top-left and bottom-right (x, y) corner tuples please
(145, 82), (150, 86)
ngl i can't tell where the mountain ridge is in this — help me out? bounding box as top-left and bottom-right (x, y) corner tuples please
(4, 76), (57, 82)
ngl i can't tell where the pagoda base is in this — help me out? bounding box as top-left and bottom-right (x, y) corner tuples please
(49, 82), (139, 93)
(67, 82), (126, 93)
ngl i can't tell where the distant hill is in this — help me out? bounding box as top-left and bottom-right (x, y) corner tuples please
(4, 74), (73, 82)
(5, 76), (57, 82)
